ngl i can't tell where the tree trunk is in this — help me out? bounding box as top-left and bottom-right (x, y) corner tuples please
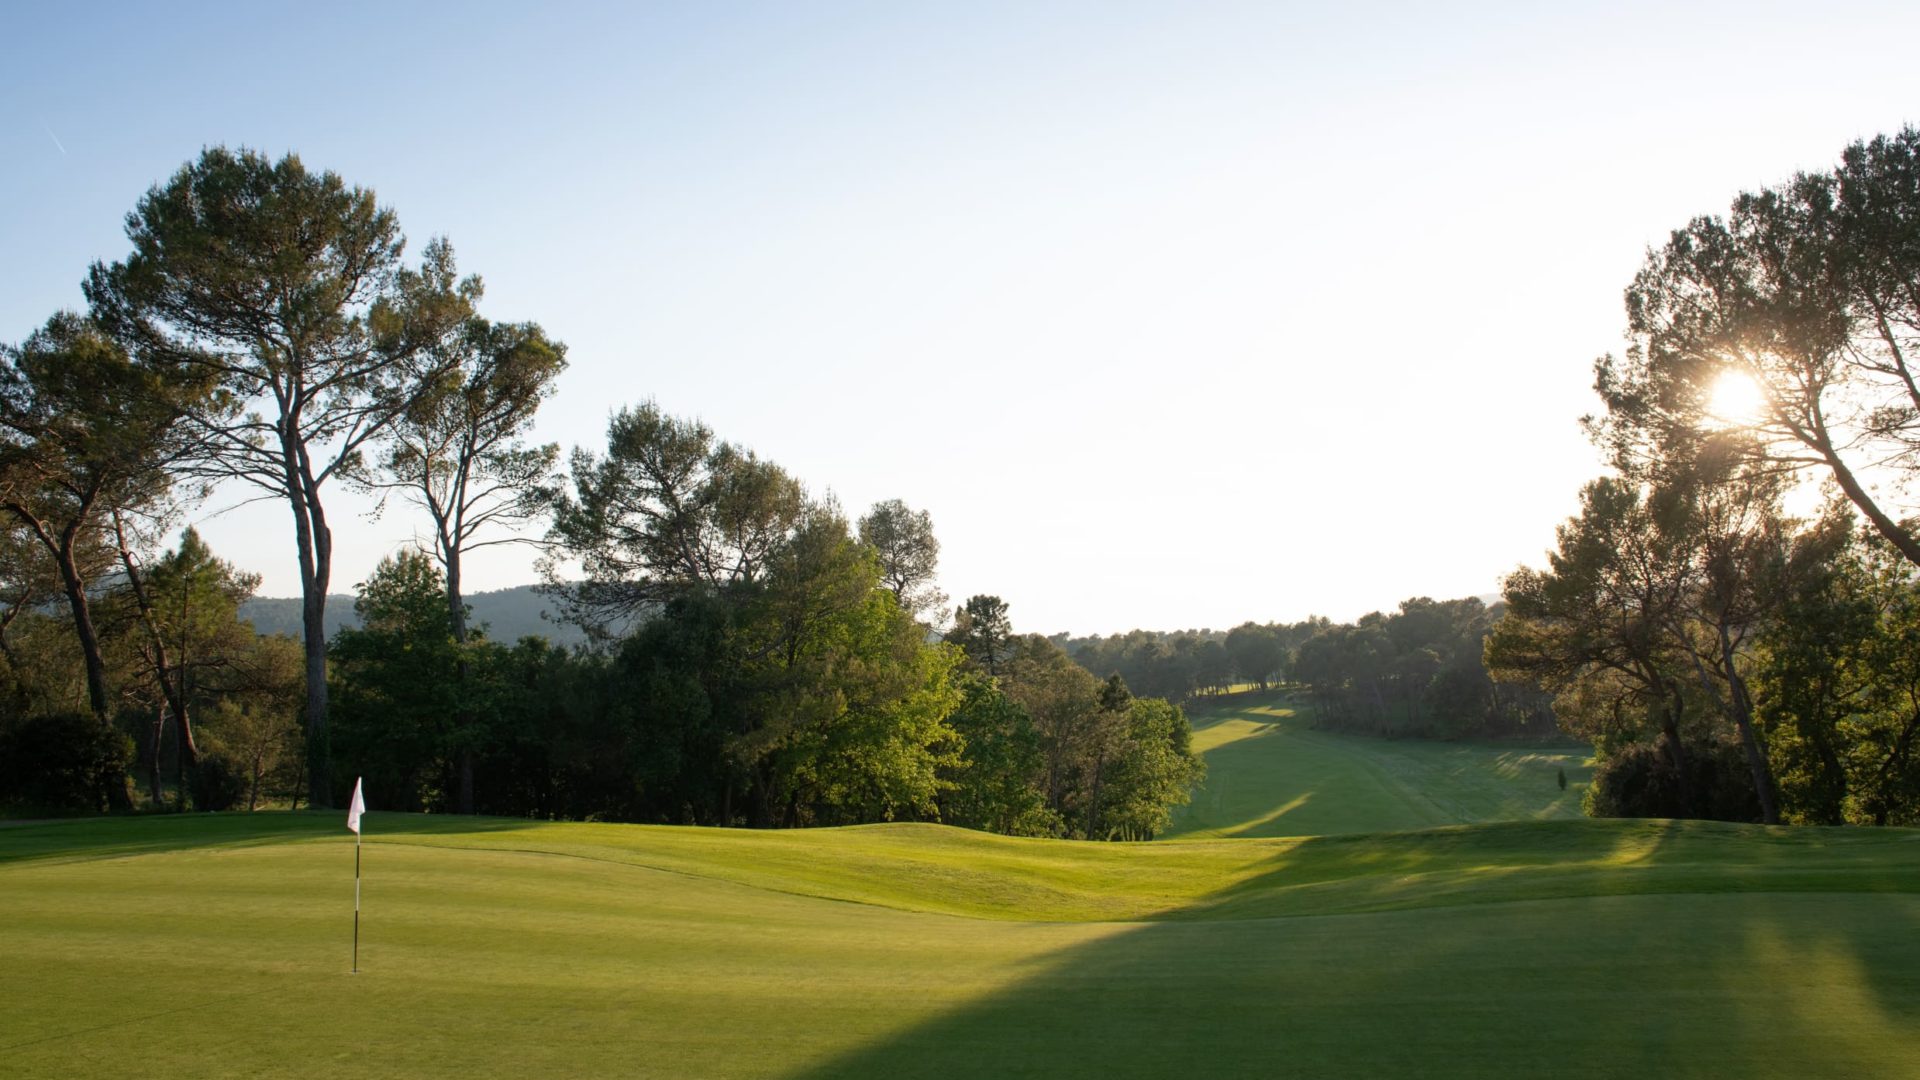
(1798, 679), (1848, 824)
(1085, 753), (1105, 840)
(458, 754), (475, 816)
(149, 703), (167, 805)
(1658, 678), (1693, 814)
(287, 450), (335, 808)
(1716, 628), (1778, 825)
(111, 512), (200, 804)
(1820, 439), (1920, 570)
(0, 604), (22, 669)
(48, 536), (133, 811)
(447, 549), (476, 815)
(53, 544), (111, 723)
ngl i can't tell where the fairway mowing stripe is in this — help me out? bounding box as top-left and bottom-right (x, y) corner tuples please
(0, 989), (255, 1053)
(1279, 728), (1456, 826)
(365, 838), (966, 919)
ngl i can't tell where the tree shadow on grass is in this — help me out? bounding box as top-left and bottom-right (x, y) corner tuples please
(0, 810), (531, 865)
(790, 822), (1920, 1080)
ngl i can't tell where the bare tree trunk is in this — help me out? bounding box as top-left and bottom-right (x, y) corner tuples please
(1717, 628), (1779, 825)
(447, 548), (476, 815)
(286, 441), (335, 808)
(1658, 678), (1693, 814)
(53, 544), (110, 723)
(1819, 439), (1920, 569)
(111, 511), (199, 807)
(48, 534), (134, 811)
(0, 602), (23, 669)
(149, 703), (167, 805)
(1085, 753), (1105, 840)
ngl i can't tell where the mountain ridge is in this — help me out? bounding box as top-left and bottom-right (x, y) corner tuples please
(237, 584), (586, 648)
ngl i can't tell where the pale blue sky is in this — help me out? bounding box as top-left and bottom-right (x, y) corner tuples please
(6, 2), (1919, 634)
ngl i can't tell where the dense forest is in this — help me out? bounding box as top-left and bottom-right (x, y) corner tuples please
(0, 148), (1201, 838)
(1057, 601), (1556, 740)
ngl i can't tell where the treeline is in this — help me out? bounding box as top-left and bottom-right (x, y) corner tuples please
(1488, 127), (1920, 828)
(0, 147), (1204, 838)
(328, 447), (1202, 836)
(0, 529), (304, 814)
(1058, 601), (1555, 740)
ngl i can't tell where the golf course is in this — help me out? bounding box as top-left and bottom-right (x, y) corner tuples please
(1166, 692), (1593, 838)
(5, 691), (1918, 1079)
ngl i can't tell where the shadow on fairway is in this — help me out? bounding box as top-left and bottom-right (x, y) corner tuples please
(789, 825), (1920, 1080)
(0, 811), (529, 865)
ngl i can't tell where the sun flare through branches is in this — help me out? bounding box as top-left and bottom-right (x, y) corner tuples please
(1705, 369), (1768, 428)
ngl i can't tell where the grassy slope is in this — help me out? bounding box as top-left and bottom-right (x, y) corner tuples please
(1166, 691), (1594, 838)
(5, 813), (1920, 1079)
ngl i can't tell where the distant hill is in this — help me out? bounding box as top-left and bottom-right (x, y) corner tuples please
(238, 584), (587, 648)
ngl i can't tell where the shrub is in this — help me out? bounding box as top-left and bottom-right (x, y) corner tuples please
(0, 711), (134, 814)
(1585, 735), (1760, 822)
(188, 752), (248, 812)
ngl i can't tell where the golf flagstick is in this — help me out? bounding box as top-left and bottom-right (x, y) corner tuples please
(347, 777), (365, 973)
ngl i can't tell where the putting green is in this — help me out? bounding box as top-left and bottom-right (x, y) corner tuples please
(1166, 692), (1593, 838)
(4, 813), (1918, 1078)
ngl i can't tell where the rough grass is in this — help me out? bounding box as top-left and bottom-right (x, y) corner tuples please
(5, 812), (1920, 1078)
(1166, 691), (1594, 838)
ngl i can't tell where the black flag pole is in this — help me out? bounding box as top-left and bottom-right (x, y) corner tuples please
(353, 828), (361, 973)
(348, 775), (365, 974)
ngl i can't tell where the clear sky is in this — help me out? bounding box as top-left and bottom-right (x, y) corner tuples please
(6, 1), (1919, 635)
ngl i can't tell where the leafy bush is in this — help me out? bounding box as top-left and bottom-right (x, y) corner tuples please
(1585, 735), (1760, 822)
(188, 752), (248, 812)
(0, 711), (133, 814)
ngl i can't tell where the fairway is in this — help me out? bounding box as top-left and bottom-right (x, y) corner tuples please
(1166, 691), (1593, 838)
(6, 813), (1920, 1079)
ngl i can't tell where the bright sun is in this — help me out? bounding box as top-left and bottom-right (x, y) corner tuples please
(1706, 370), (1768, 425)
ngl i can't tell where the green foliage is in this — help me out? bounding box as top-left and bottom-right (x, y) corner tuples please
(945, 595), (1012, 675)
(0, 710), (133, 813)
(1285, 597), (1542, 738)
(354, 316), (567, 647)
(1095, 697), (1204, 840)
(85, 145), (483, 808)
(185, 751), (247, 812)
(1595, 126), (1920, 570)
(197, 698), (304, 811)
(1755, 527), (1920, 826)
(0, 313), (205, 728)
(604, 510), (967, 827)
(543, 401), (807, 637)
(1584, 736), (1761, 823)
(938, 674), (1059, 836)
(1223, 622), (1285, 689)
(329, 550), (468, 810)
(858, 498), (947, 623)
(996, 635), (1202, 839)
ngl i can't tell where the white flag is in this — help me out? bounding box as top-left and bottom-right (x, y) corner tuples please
(347, 777), (366, 835)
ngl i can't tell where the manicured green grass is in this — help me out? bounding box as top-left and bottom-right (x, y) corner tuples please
(5, 812), (1919, 1078)
(1166, 691), (1594, 838)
